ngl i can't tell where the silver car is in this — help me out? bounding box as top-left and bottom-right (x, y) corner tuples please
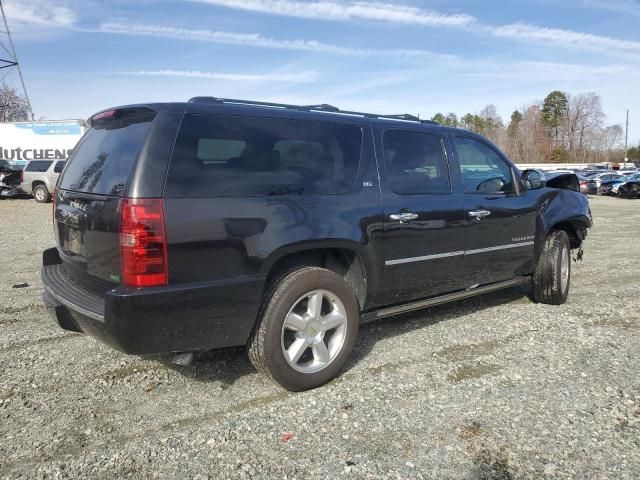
(20, 160), (66, 203)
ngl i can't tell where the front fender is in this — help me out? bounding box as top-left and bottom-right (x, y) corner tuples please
(535, 189), (591, 258)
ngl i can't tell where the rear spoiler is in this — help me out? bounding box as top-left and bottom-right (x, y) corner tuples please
(88, 107), (156, 127)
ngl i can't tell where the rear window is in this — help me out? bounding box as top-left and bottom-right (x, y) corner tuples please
(25, 161), (53, 172)
(59, 110), (155, 195)
(54, 161), (65, 173)
(165, 114), (362, 197)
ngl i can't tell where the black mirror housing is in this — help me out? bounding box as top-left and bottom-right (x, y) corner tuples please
(521, 169), (545, 190)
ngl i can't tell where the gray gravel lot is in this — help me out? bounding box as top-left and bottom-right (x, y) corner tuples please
(0, 195), (639, 479)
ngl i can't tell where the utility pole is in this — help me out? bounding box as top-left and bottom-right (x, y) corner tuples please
(0, 0), (34, 120)
(624, 109), (629, 165)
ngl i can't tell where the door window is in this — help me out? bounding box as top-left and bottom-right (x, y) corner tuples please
(454, 137), (514, 194)
(54, 161), (66, 173)
(383, 130), (450, 195)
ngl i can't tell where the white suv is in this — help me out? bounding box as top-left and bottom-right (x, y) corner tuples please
(20, 160), (66, 203)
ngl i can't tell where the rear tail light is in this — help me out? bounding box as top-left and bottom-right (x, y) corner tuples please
(120, 198), (168, 287)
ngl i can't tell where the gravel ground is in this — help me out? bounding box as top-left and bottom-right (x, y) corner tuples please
(0, 195), (639, 479)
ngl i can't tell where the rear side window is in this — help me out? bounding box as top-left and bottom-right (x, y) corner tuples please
(165, 114), (362, 197)
(25, 161), (52, 172)
(383, 130), (450, 195)
(54, 161), (65, 173)
(59, 110), (155, 196)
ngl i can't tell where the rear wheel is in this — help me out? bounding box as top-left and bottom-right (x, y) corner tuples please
(33, 184), (51, 203)
(248, 267), (359, 391)
(532, 230), (571, 305)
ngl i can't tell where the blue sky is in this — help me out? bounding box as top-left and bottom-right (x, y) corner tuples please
(4, 0), (639, 143)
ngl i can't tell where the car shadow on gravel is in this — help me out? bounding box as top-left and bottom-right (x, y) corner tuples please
(346, 285), (530, 371)
(0, 194), (34, 201)
(147, 285), (530, 387)
(149, 346), (256, 389)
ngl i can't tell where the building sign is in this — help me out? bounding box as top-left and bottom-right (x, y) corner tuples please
(0, 120), (87, 166)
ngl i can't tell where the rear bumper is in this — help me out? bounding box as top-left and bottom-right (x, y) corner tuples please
(19, 182), (32, 194)
(41, 248), (265, 355)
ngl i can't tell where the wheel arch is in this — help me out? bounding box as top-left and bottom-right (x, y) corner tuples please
(32, 179), (48, 190)
(548, 217), (590, 249)
(261, 241), (370, 310)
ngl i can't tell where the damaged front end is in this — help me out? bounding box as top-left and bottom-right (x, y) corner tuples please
(0, 170), (22, 198)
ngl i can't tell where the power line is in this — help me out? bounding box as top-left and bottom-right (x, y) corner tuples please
(0, 0), (34, 120)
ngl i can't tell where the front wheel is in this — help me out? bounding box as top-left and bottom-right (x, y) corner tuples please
(248, 267), (359, 391)
(532, 230), (571, 305)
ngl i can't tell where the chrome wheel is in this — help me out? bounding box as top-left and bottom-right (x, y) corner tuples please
(35, 188), (46, 201)
(280, 289), (348, 374)
(560, 244), (569, 294)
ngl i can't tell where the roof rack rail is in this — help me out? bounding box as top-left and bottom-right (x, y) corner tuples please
(187, 97), (438, 126)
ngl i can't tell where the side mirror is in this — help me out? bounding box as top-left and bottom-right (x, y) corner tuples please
(521, 169), (545, 190)
(477, 177), (506, 193)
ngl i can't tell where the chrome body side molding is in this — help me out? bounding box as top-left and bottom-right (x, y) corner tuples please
(385, 241), (534, 267)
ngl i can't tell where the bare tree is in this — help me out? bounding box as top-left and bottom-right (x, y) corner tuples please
(453, 90), (622, 164)
(0, 84), (31, 122)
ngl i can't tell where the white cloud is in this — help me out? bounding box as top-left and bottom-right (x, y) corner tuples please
(491, 23), (640, 53)
(125, 69), (319, 82)
(3, 0), (76, 28)
(98, 22), (457, 61)
(190, 0), (640, 57)
(190, 0), (475, 26)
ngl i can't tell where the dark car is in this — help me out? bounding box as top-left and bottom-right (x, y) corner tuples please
(41, 98), (592, 391)
(577, 175), (598, 195)
(0, 160), (24, 198)
(599, 173), (640, 196)
(617, 179), (640, 199)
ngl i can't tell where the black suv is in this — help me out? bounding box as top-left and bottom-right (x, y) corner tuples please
(42, 98), (591, 391)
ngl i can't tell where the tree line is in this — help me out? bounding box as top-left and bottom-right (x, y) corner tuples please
(430, 90), (638, 164)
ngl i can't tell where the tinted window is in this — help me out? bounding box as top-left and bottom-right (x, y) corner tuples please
(165, 114), (362, 197)
(54, 161), (65, 173)
(59, 111), (154, 196)
(25, 161), (53, 172)
(383, 130), (450, 195)
(454, 137), (514, 193)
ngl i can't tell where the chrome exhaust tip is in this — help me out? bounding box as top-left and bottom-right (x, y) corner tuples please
(172, 352), (194, 367)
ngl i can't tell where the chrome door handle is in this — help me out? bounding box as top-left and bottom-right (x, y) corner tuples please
(468, 209), (491, 220)
(390, 212), (419, 223)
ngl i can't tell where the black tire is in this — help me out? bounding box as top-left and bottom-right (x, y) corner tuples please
(33, 184), (51, 203)
(532, 230), (571, 305)
(248, 267), (359, 391)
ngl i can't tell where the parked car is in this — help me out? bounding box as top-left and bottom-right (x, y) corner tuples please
(0, 160), (24, 198)
(41, 98), (592, 391)
(616, 178), (640, 199)
(20, 159), (66, 203)
(600, 173), (640, 195)
(591, 172), (625, 189)
(577, 175), (598, 195)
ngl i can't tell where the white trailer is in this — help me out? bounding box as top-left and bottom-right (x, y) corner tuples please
(0, 119), (87, 167)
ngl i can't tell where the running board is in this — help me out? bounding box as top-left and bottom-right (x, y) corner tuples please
(362, 277), (528, 322)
